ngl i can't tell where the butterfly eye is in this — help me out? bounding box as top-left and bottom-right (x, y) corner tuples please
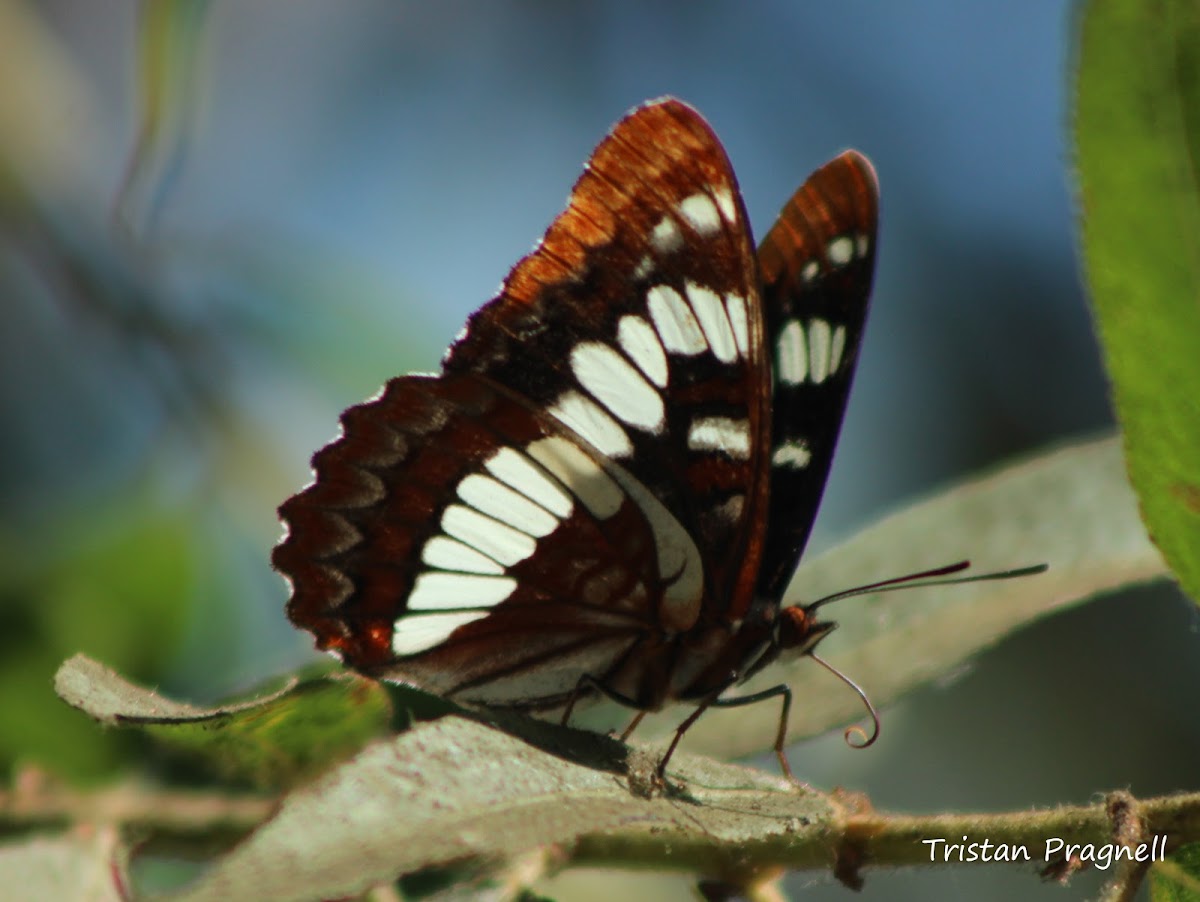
(775, 605), (836, 656)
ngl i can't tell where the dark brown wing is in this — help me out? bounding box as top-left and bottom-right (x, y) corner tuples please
(755, 151), (879, 601)
(275, 371), (701, 709)
(443, 98), (772, 619)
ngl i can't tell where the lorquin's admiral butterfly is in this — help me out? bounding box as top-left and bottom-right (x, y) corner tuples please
(274, 98), (1041, 781)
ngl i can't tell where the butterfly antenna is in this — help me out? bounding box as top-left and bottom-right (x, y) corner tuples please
(802, 561), (1047, 750)
(807, 560), (1048, 611)
(810, 652), (880, 748)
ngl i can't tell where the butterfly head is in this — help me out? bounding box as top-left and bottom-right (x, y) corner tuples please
(759, 561), (1050, 753)
(774, 603), (837, 658)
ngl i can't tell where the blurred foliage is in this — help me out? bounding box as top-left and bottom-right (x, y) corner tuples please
(0, 0), (424, 786)
(117, 0), (213, 239)
(0, 498), (197, 779)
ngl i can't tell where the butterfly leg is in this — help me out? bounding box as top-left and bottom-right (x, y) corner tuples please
(619, 710), (647, 741)
(709, 683), (798, 783)
(560, 673), (643, 727)
(561, 676), (652, 747)
(657, 693), (723, 779)
(656, 672), (746, 779)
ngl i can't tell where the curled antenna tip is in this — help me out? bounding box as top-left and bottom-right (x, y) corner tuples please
(844, 723), (877, 749)
(811, 652), (880, 750)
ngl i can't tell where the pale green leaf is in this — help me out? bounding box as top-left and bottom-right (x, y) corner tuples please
(1074, 0), (1200, 603)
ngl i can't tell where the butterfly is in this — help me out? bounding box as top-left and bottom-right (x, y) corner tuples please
(274, 97), (1013, 781)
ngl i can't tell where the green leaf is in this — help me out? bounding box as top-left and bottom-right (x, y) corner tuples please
(1073, 0), (1200, 603)
(1150, 842), (1200, 901)
(54, 655), (392, 791)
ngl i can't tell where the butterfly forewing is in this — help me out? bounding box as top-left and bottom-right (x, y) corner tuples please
(444, 99), (772, 619)
(755, 152), (879, 601)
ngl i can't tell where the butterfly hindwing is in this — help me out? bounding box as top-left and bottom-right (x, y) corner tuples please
(277, 369), (704, 708)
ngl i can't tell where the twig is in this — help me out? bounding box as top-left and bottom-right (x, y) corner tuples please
(1, 768), (272, 840)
